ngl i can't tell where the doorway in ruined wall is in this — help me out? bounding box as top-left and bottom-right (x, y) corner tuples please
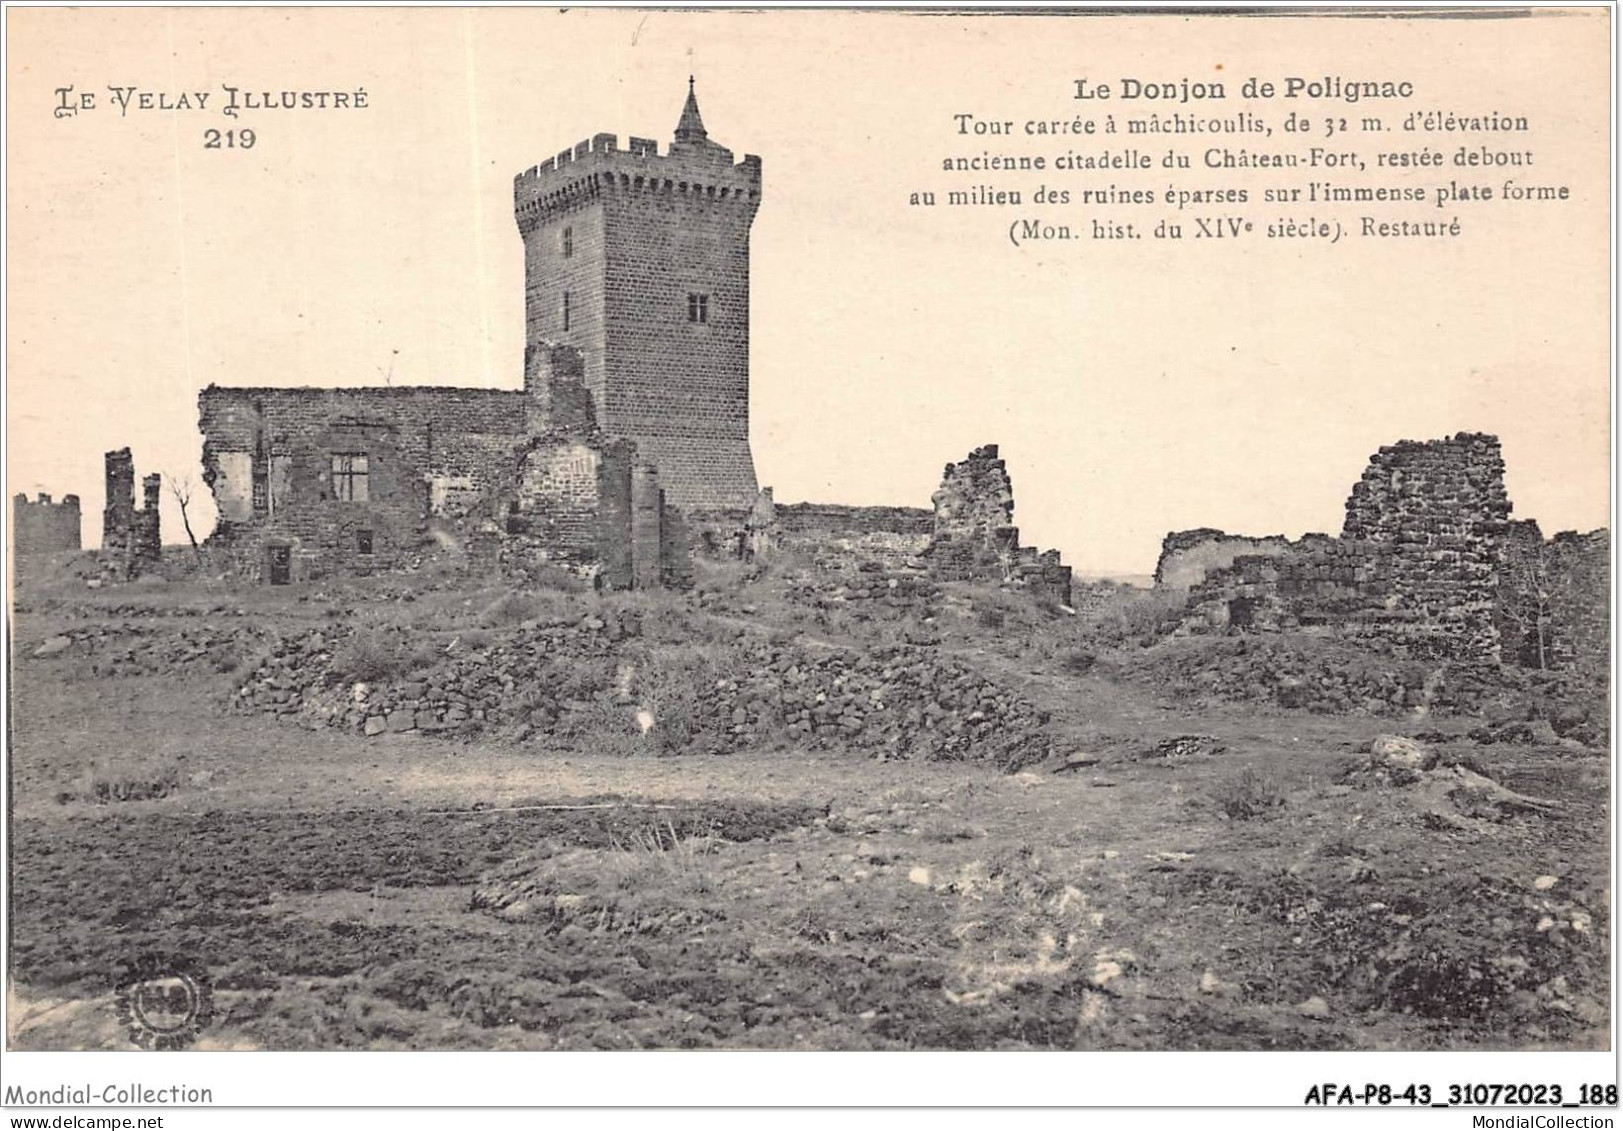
(1228, 597), (1256, 629)
(267, 544), (292, 586)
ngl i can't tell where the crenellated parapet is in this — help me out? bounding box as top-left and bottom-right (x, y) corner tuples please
(11, 491), (82, 554)
(509, 81), (763, 513)
(513, 131), (762, 235)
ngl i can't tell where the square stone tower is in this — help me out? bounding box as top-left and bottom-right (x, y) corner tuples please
(512, 80), (762, 512)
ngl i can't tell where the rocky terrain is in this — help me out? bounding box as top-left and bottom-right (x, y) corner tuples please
(5, 549), (1610, 1051)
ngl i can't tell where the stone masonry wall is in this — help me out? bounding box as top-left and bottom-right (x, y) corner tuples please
(1182, 537), (1397, 636)
(1154, 528), (1294, 590)
(199, 351), (692, 589)
(747, 502), (926, 571)
(197, 388), (511, 581)
(925, 445), (1072, 607)
(1544, 529), (1609, 679)
(491, 378), (690, 591)
(1341, 432), (1512, 661)
(1497, 522), (1610, 678)
(513, 105), (763, 512)
(1169, 433), (1595, 669)
(774, 503), (935, 539)
(101, 449), (161, 580)
(507, 437), (607, 567)
(199, 386), (529, 522)
(1495, 519), (1549, 669)
(11, 492), (81, 555)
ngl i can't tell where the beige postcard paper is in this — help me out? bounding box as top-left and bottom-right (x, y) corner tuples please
(2, 4), (1612, 1099)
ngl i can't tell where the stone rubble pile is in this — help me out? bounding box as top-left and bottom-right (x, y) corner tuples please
(1128, 637), (1503, 716)
(229, 612), (634, 729)
(700, 640), (1054, 769)
(17, 601), (260, 619)
(26, 623), (268, 677)
(227, 617), (1055, 769)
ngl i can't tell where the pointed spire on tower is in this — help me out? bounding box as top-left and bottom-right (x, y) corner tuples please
(674, 75), (707, 143)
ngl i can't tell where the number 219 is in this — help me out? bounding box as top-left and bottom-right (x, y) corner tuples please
(203, 129), (255, 149)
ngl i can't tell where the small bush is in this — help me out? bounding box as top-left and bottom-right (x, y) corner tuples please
(1211, 768), (1286, 820)
(1081, 588), (1187, 649)
(550, 695), (644, 756)
(330, 628), (438, 684)
(635, 646), (744, 754)
(67, 760), (183, 805)
(608, 822), (723, 895)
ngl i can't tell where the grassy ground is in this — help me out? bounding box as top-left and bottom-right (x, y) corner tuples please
(5, 561), (1609, 1050)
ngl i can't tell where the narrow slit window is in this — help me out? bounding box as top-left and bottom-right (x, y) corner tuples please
(688, 293), (709, 323)
(331, 453), (369, 503)
(562, 291), (572, 331)
(561, 226), (573, 258)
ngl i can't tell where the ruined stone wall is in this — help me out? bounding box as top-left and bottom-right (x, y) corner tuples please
(660, 505), (695, 590)
(775, 503), (935, 539)
(199, 385), (528, 519)
(101, 450), (161, 580)
(198, 360), (693, 589)
(926, 446), (1017, 582)
(1182, 539), (1397, 635)
(1342, 432), (1512, 661)
(924, 445), (1072, 607)
(494, 388), (689, 591)
(593, 439), (637, 589)
(1495, 519), (1549, 669)
(1169, 434), (1590, 669)
(508, 437), (606, 565)
(242, 428), (420, 582)
(1070, 580), (1136, 618)
(932, 445), (1015, 546)
(630, 462), (665, 590)
(1541, 529), (1609, 679)
(1012, 547), (1074, 609)
(11, 492), (81, 555)
(523, 342), (594, 434)
(763, 502), (934, 570)
(1494, 521), (1610, 677)
(198, 385), (530, 581)
(1154, 528), (1294, 590)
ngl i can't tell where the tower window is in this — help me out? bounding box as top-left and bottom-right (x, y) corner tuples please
(561, 226), (573, 258)
(331, 453), (369, 503)
(688, 293), (709, 323)
(562, 291), (572, 331)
